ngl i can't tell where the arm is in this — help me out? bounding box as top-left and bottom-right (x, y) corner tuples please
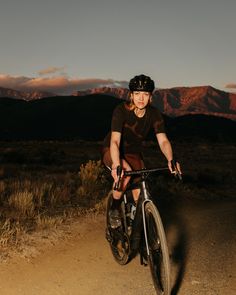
(156, 133), (173, 162)
(110, 131), (122, 181)
(156, 133), (182, 174)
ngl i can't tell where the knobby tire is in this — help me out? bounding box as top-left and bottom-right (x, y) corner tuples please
(145, 202), (171, 295)
(106, 191), (130, 265)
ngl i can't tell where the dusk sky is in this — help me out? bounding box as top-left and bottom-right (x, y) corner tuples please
(0, 0), (235, 94)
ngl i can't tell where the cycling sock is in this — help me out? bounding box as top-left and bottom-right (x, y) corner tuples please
(130, 199), (143, 251)
(111, 198), (121, 210)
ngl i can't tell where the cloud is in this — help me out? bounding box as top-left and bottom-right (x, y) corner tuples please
(225, 83), (236, 89)
(0, 74), (30, 90)
(0, 74), (128, 95)
(38, 67), (66, 76)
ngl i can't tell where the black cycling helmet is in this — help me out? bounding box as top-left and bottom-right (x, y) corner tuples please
(129, 74), (155, 93)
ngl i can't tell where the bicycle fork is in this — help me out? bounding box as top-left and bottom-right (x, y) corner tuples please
(141, 180), (152, 258)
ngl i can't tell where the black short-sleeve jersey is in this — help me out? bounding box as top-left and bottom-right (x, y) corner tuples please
(103, 102), (165, 154)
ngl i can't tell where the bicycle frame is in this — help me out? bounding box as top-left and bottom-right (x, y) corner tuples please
(107, 166), (176, 295)
(123, 168), (169, 258)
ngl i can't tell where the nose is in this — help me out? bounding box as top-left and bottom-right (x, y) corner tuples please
(139, 94), (145, 101)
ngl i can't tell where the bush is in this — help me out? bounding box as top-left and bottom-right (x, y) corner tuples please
(76, 160), (110, 205)
(0, 158), (111, 249)
(8, 191), (35, 217)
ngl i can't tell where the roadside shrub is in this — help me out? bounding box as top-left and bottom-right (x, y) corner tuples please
(0, 157), (111, 249)
(0, 219), (25, 246)
(8, 191), (35, 217)
(36, 215), (64, 230)
(76, 160), (109, 205)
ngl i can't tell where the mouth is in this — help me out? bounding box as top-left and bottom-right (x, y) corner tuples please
(137, 102), (144, 107)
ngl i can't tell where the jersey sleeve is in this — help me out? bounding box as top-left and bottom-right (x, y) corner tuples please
(111, 104), (125, 133)
(152, 108), (165, 134)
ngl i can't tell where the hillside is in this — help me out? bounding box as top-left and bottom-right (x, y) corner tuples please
(1, 85), (236, 120)
(153, 86), (236, 120)
(0, 86), (56, 100)
(0, 95), (119, 140)
(74, 86), (236, 121)
(0, 95), (236, 142)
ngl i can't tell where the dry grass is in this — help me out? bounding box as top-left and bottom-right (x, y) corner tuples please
(0, 148), (110, 252)
(0, 140), (235, 258)
(0, 219), (25, 247)
(36, 215), (64, 230)
(8, 191), (35, 217)
(76, 159), (109, 204)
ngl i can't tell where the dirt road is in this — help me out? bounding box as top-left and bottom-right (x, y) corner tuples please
(0, 198), (235, 295)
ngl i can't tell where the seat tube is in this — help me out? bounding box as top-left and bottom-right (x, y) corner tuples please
(141, 180), (149, 200)
(140, 179), (151, 256)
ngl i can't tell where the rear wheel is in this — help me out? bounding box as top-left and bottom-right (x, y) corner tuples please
(145, 202), (170, 295)
(106, 191), (130, 265)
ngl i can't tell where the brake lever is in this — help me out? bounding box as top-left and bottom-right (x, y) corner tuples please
(114, 165), (122, 190)
(171, 160), (182, 181)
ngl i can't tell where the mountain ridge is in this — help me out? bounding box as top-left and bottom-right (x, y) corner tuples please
(73, 85), (236, 120)
(0, 86), (56, 100)
(0, 85), (236, 120)
(0, 94), (235, 142)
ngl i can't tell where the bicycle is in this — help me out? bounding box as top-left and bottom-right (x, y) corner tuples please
(106, 163), (181, 295)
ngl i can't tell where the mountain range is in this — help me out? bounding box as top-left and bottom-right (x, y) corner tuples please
(0, 94), (235, 142)
(73, 86), (236, 121)
(0, 86), (55, 101)
(0, 85), (236, 121)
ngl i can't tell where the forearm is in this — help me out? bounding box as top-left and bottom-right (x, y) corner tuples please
(156, 133), (181, 174)
(159, 139), (173, 162)
(110, 141), (120, 168)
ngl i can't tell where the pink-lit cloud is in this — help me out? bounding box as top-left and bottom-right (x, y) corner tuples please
(0, 74), (30, 90)
(225, 83), (236, 89)
(0, 74), (128, 95)
(38, 67), (66, 76)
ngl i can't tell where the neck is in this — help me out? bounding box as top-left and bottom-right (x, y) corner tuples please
(134, 108), (146, 118)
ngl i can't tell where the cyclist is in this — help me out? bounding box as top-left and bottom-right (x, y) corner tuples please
(102, 74), (181, 228)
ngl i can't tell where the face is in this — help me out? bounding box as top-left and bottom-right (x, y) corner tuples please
(131, 91), (152, 109)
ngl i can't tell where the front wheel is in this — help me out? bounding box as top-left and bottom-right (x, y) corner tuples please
(105, 191), (130, 265)
(144, 202), (171, 295)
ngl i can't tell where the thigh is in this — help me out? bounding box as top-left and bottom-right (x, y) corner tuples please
(124, 153), (145, 170)
(102, 149), (144, 171)
(102, 148), (132, 173)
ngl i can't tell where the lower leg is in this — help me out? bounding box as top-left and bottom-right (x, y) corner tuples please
(132, 188), (141, 203)
(130, 198), (143, 252)
(111, 190), (122, 210)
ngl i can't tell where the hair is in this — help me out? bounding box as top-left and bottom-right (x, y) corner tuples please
(125, 91), (135, 110)
(125, 91), (152, 111)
